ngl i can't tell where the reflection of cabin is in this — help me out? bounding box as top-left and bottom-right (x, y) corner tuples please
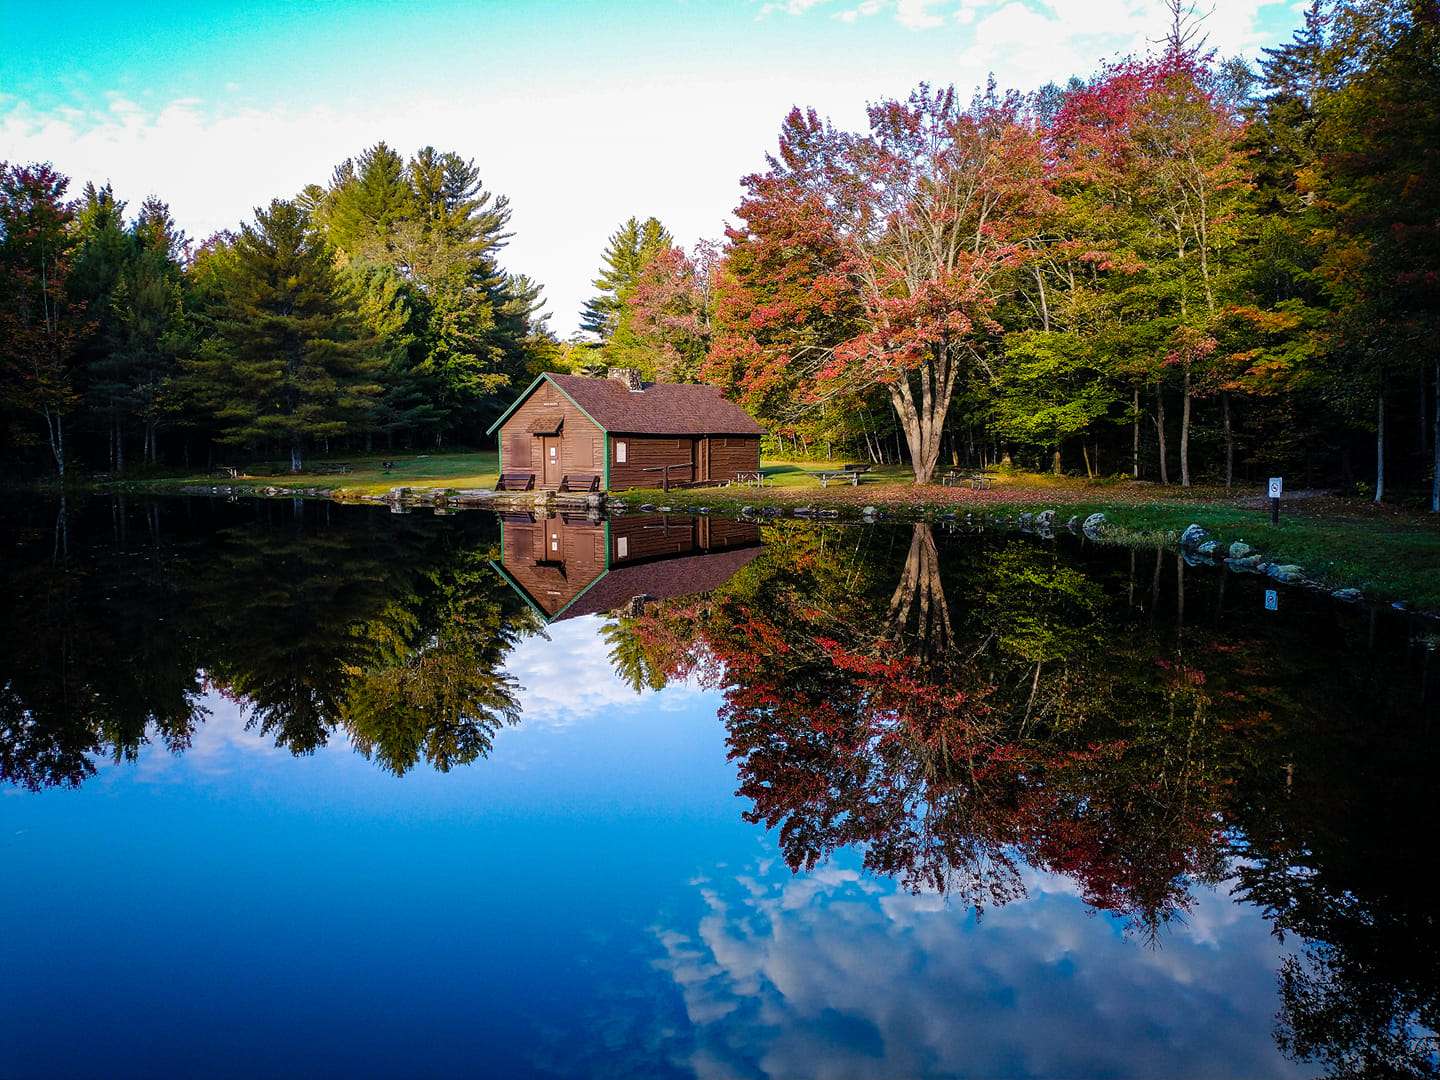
(492, 513), (762, 623)
(485, 369), (765, 491)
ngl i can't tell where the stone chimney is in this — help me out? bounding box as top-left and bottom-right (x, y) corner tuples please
(608, 367), (644, 392)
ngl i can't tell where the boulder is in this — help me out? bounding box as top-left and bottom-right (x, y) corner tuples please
(1267, 563), (1306, 584)
(1035, 509), (1057, 531)
(860, 506), (878, 517)
(1197, 540), (1223, 557)
(1331, 588), (1364, 602)
(639, 503), (658, 512)
(1179, 524), (1209, 548)
(1066, 516), (1080, 532)
(1018, 512), (1034, 529)
(1226, 554), (1265, 573)
(1228, 541), (1256, 559)
(1082, 512), (1107, 539)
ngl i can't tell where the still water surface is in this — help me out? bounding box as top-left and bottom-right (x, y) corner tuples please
(2, 497), (1435, 1078)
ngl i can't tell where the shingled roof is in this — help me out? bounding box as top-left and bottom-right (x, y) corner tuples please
(557, 544), (764, 622)
(492, 373), (765, 437)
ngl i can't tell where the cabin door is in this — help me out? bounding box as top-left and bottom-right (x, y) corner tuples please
(540, 436), (561, 487)
(695, 437), (709, 482)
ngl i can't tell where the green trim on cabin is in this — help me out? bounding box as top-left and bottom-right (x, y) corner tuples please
(487, 559), (549, 623)
(485, 372), (548, 436)
(487, 374), (610, 442)
(487, 373), (615, 492)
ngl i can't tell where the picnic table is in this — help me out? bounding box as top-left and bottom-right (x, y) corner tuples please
(733, 471), (770, 487)
(941, 468), (992, 490)
(810, 469), (862, 488)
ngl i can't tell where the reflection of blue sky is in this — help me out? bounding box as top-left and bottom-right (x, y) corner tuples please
(652, 857), (1305, 1078)
(3, 616), (1301, 1078)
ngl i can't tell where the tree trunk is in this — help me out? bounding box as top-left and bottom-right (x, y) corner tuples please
(1052, 447), (1062, 475)
(291, 434), (304, 474)
(1179, 366), (1192, 488)
(1222, 391), (1233, 489)
(1133, 386), (1140, 479)
(1432, 356), (1438, 513)
(890, 344), (959, 484)
(1375, 377), (1385, 504)
(44, 408), (66, 479)
(1154, 381), (1169, 486)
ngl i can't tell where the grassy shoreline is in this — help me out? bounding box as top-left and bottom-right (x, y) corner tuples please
(55, 452), (1440, 612)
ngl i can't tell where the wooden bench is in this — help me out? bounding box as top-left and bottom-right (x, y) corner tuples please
(495, 472), (536, 491)
(558, 474), (600, 493)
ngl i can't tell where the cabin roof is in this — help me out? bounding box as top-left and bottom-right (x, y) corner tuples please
(557, 544), (765, 622)
(486, 373), (765, 437)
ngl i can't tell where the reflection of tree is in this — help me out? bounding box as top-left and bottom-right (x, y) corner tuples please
(603, 596), (724, 693)
(886, 524), (950, 658)
(340, 555), (530, 775)
(1, 497), (540, 785)
(0, 500), (205, 790)
(1227, 668), (1440, 1079)
(697, 524), (1246, 935)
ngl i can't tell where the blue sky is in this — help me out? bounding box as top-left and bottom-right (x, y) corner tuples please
(1, 0), (1308, 335)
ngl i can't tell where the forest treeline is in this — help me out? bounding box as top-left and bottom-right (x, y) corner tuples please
(0, 143), (559, 476)
(1, 0), (1436, 505)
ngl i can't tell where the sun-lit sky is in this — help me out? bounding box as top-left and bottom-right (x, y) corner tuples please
(2, 0), (1306, 335)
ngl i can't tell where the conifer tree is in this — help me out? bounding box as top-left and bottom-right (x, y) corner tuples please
(580, 216), (672, 340)
(186, 199), (382, 471)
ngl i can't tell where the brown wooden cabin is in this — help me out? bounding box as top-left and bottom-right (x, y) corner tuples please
(485, 369), (765, 491)
(491, 512), (762, 623)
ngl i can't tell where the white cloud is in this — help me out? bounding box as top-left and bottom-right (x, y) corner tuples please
(896, 0), (948, 30)
(650, 855), (1306, 1077)
(503, 615), (713, 727)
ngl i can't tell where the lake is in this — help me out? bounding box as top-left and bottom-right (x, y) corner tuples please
(2, 496), (1436, 1079)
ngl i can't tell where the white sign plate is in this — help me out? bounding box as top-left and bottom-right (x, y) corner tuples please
(1268, 476), (1283, 498)
(1265, 589), (1278, 611)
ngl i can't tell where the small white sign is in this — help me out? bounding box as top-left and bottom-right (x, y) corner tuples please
(1265, 589), (1278, 611)
(1268, 476), (1283, 498)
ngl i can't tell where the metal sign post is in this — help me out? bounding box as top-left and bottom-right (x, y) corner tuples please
(1269, 476), (1283, 526)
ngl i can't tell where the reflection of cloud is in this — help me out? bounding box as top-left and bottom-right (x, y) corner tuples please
(133, 690), (290, 781)
(503, 616), (711, 728)
(651, 856), (1305, 1078)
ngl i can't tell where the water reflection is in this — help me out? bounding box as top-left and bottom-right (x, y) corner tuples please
(0, 496), (538, 784)
(600, 518), (1439, 1077)
(3, 498), (1437, 1076)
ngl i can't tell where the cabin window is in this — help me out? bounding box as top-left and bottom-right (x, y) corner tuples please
(616, 536), (628, 558)
(615, 440), (628, 464)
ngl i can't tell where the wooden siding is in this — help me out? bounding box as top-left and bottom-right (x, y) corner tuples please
(610, 514), (761, 565)
(606, 435), (695, 491)
(706, 436), (761, 481)
(497, 386), (605, 488)
(498, 513), (606, 619)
